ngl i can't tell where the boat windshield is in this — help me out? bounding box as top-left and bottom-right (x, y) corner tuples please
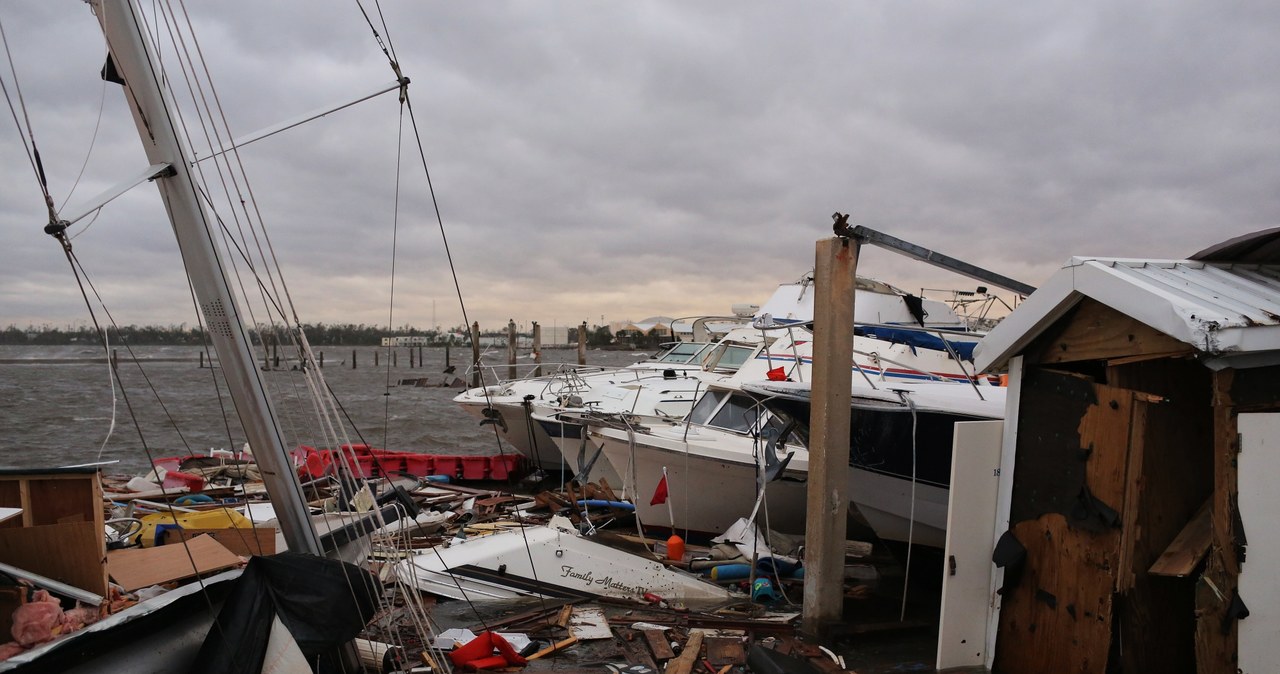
(687, 390), (729, 425)
(688, 390), (794, 437)
(654, 342), (712, 364)
(701, 343), (758, 372)
(709, 393), (764, 432)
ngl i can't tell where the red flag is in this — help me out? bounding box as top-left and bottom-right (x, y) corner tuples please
(649, 475), (669, 506)
(766, 366), (787, 381)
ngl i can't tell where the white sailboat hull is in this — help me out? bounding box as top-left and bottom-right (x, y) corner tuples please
(395, 518), (730, 602)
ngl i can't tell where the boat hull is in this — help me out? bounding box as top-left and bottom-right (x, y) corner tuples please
(593, 426), (809, 537)
(395, 518), (729, 603)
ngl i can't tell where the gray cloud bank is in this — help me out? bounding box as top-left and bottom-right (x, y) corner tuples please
(2, 1), (1276, 332)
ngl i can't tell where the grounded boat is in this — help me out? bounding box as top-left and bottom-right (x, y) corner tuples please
(743, 379), (1005, 549)
(395, 515), (730, 603)
(577, 279), (1004, 541)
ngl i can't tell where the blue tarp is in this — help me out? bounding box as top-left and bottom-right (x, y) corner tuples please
(854, 326), (978, 361)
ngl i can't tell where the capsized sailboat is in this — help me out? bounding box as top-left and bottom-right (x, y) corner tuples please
(1, 0), (419, 669)
(396, 515), (731, 603)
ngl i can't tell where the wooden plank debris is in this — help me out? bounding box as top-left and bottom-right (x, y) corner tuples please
(568, 605), (613, 640)
(1150, 499), (1212, 577)
(666, 630), (706, 674)
(642, 629), (676, 661)
(168, 527), (277, 557)
(107, 534), (242, 591)
(704, 636), (745, 665)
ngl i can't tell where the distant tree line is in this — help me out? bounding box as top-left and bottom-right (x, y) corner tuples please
(1, 322), (643, 347)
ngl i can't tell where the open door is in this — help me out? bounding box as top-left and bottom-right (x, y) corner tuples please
(1238, 413), (1280, 674)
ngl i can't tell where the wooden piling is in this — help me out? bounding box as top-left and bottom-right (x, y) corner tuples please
(199, 351), (204, 369)
(111, 349), (118, 368)
(578, 321), (587, 365)
(374, 350), (379, 367)
(418, 345), (423, 368)
(507, 319), (518, 380)
(393, 350), (397, 367)
(409, 348), (415, 368)
(351, 349), (357, 369)
(470, 322), (481, 388)
(532, 322), (542, 377)
(445, 342), (451, 369)
(319, 351), (324, 368)
(802, 235), (858, 638)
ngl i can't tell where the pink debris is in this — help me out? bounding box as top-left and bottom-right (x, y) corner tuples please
(0, 641), (26, 661)
(11, 590), (63, 648)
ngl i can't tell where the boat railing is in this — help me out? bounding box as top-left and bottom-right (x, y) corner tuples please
(750, 318), (990, 400)
(461, 361), (615, 386)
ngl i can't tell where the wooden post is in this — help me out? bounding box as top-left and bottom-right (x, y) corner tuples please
(272, 342), (279, 369)
(470, 322), (481, 388)
(352, 349), (357, 369)
(445, 342), (451, 370)
(532, 322), (542, 377)
(374, 350), (379, 367)
(199, 351), (204, 369)
(418, 345), (423, 368)
(319, 351), (324, 368)
(507, 319), (517, 380)
(802, 235), (858, 638)
(393, 350), (398, 367)
(409, 348), (415, 368)
(578, 321), (588, 365)
(111, 349), (118, 368)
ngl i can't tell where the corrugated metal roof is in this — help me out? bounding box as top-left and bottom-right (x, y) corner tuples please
(973, 257), (1280, 372)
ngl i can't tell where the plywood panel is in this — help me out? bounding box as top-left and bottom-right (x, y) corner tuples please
(107, 534), (242, 591)
(936, 420), (1003, 671)
(26, 478), (96, 525)
(0, 521), (108, 596)
(993, 514), (1117, 674)
(996, 374), (1144, 674)
(1236, 413), (1280, 674)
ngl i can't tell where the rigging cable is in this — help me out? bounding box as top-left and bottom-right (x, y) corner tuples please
(353, 0), (558, 632)
(0, 16), (56, 222)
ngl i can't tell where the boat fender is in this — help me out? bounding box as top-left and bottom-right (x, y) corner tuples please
(708, 564), (752, 581)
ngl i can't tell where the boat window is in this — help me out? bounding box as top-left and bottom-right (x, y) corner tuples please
(687, 390), (729, 425)
(709, 393), (763, 433)
(701, 342), (759, 372)
(655, 342), (709, 364)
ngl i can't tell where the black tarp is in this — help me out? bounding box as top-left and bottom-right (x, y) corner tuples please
(192, 552), (382, 673)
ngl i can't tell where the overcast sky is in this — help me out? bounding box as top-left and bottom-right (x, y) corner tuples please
(2, 2), (1277, 335)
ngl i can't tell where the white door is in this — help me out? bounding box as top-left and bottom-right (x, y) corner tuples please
(1238, 413), (1280, 674)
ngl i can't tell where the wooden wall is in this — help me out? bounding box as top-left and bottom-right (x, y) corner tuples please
(994, 299), (1216, 673)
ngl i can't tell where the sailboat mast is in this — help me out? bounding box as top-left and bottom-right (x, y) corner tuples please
(91, 0), (322, 556)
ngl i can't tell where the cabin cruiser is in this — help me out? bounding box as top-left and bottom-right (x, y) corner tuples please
(456, 274), (985, 479)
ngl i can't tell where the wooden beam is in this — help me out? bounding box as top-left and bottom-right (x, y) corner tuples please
(802, 236), (857, 638)
(1149, 499), (1212, 577)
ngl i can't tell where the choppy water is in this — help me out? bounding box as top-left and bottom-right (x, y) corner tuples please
(0, 344), (645, 474)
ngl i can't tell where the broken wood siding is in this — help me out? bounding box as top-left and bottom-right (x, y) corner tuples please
(995, 372), (1139, 672)
(995, 302), (1216, 673)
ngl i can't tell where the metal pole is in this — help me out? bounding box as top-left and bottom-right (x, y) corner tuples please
(95, 0), (321, 556)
